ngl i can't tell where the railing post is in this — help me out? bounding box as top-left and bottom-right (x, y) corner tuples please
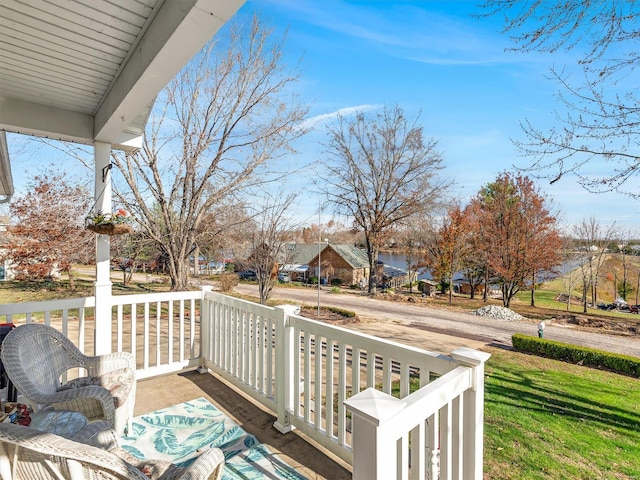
(344, 388), (407, 480)
(273, 305), (297, 433)
(197, 286), (213, 374)
(451, 347), (492, 480)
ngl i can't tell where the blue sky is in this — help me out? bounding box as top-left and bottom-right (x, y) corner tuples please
(235, 0), (639, 234)
(4, 0), (638, 234)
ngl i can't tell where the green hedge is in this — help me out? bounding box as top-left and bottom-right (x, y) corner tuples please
(512, 334), (640, 378)
(326, 306), (356, 318)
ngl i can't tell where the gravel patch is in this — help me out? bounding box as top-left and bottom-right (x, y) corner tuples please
(471, 305), (525, 321)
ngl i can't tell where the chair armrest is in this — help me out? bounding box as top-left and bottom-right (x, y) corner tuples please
(178, 447), (225, 480)
(39, 385), (116, 427)
(84, 351), (136, 376)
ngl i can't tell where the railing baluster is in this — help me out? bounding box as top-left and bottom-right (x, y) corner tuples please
(143, 302), (150, 370)
(155, 301), (161, 367)
(179, 300), (185, 362)
(337, 342), (347, 446)
(167, 301), (173, 365)
(326, 338), (335, 439)
(131, 303), (137, 360)
(314, 334), (322, 431)
(303, 331), (311, 424)
(293, 326), (301, 418)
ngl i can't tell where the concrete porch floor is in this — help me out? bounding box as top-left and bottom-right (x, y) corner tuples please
(134, 369), (352, 480)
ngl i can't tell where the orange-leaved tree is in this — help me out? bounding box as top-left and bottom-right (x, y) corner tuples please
(2, 174), (92, 285)
(468, 173), (562, 307)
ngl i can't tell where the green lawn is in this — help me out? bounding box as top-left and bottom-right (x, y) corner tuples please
(484, 347), (640, 479)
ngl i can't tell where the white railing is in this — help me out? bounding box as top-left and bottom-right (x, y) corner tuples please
(0, 291), (202, 380)
(199, 290), (490, 479)
(109, 291), (202, 379)
(0, 296), (95, 355)
(1, 288), (490, 479)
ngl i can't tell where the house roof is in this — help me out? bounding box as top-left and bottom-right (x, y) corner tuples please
(0, 0), (245, 202)
(285, 244), (324, 265)
(285, 243), (369, 269)
(329, 244), (369, 269)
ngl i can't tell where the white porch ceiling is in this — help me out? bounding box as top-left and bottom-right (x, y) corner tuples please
(0, 0), (245, 201)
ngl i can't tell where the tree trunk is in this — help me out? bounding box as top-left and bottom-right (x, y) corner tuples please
(483, 271), (489, 302)
(502, 284), (510, 307)
(169, 256), (190, 291)
(530, 271), (536, 307)
(368, 248), (378, 295)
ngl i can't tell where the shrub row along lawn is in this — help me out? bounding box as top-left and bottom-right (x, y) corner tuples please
(484, 347), (640, 479)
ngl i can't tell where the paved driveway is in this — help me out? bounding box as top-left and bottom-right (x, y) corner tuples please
(234, 284), (640, 358)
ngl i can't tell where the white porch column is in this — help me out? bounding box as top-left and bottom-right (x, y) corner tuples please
(94, 142), (113, 355)
(451, 347), (492, 480)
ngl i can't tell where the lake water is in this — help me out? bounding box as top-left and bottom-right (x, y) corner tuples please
(378, 252), (578, 282)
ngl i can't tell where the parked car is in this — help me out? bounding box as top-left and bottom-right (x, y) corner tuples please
(278, 272), (290, 283)
(596, 303), (616, 311)
(238, 269), (256, 280)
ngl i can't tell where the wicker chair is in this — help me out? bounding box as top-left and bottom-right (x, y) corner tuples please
(0, 422), (225, 480)
(0, 323), (136, 435)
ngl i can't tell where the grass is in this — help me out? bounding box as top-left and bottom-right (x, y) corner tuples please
(483, 346), (640, 479)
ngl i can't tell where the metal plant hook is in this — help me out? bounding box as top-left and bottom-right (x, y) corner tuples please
(102, 163), (113, 183)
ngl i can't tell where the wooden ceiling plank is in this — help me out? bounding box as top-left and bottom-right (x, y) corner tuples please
(0, 48), (114, 89)
(2, 5), (132, 55)
(95, 0), (156, 20)
(0, 21), (124, 69)
(11, 0), (139, 46)
(47, 0), (147, 35)
(0, 83), (96, 113)
(0, 62), (109, 106)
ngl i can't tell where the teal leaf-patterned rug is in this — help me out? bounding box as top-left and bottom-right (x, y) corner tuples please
(120, 397), (307, 480)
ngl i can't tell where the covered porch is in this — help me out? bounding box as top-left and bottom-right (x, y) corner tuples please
(0, 290), (490, 479)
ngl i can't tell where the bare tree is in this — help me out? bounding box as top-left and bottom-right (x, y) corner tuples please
(614, 229), (635, 301)
(423, 206), (471, 305)
(246, 193), (299, 304)
(396, 217), (430, 294)
(111, 16), (308, 290)
(319, 105), (449, 294)
(560, 238), (582, 311)
(572, 217), (617, 311)
(482, 1), (640, 197)
(193, 202), (251, 275)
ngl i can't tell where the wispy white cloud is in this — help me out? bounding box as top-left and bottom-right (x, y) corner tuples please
(297, 104), (382, 130)
(250, 0), (528, 66)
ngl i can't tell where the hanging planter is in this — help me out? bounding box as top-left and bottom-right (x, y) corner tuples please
(86, 223), (133, 235)
(86, 209), (134, 236)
